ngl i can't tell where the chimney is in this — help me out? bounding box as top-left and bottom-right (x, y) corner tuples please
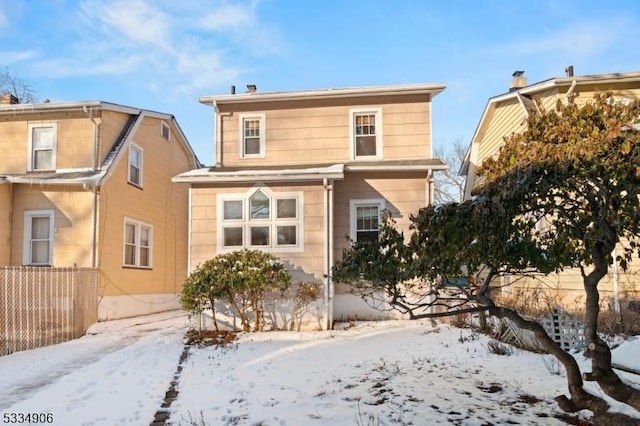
(509, 71), (527, 92)
(0, 93), (19, 105)
(246, 84), (257, 94)
(230, 85), (236, 95)
(565, 65), (574, 77)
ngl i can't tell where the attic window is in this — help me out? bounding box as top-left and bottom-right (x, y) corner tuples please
(161, 121), (170, 141)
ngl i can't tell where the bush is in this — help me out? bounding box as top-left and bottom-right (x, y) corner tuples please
(181, 249), (291, 332)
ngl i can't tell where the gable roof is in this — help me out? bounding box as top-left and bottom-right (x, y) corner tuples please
(460, 71), (640, 199)
(0, 100), (200, 186)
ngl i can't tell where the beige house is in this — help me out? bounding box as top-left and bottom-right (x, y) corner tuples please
(461, 70), (640, 309)
(0, 95), (200, 320)
(173, 83), (447, 329)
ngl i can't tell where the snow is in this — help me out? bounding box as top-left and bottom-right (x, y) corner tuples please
(1, 311), (639, 425)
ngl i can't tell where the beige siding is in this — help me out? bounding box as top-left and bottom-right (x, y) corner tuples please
(476, 98), (526, 168)
(0, 111), (95, 173)
(190, 182), (327, 281)
(0, 121), (28, 173)
(333, 171), (427, 265)
(0, 184), (12, 264)
(98, 116), (192, 297)
(219, 97), (432, 167)
(10, 185), (94, 266)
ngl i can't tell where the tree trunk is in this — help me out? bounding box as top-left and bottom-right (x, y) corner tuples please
(488, 306), (610, 415)
(582, 247), (640, 412)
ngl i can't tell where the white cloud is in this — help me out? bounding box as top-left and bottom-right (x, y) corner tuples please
(19, 0), (280, 97)
(494, 18), (637, 58)
(0, 7), (8, 31)
(197, 2), (256, 32)
(79, 0), (171, 47)
(0, 49), (38, 65)
(33, 54), (141, 78)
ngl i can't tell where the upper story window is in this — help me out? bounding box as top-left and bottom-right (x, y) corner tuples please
(128, 143), (143, 187)
(28, 123), (57, 171)
(123, 218), (153, 268)
(350, 108), (382, 160)
(217, 187), (303, 253)
(239, 113), (265, 158)
(23, 210), (55, 265)
(350, 199), (386, 243)
(161, 121), (170, 141)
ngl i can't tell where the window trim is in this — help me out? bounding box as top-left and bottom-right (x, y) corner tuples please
(122, 217), (153, 269)
(349, 198), (386, 242)
(349, 108), (383, 161)
(27, 123), (58, 171)
(23, 209), (55, 266)
(161, 121), (170, 141)
(238, 113), (266, 159)
(128, 143), (143, 188)
(217, 187), (304, 253)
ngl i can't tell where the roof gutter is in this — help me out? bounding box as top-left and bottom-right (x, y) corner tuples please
(200, 83), (447, 106)
(172, 171), (345, 184)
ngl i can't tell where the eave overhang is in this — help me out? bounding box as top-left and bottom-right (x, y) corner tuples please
(200, 83), (447, 107)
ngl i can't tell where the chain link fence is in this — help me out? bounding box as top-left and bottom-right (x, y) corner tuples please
(0, 266), (99, 356)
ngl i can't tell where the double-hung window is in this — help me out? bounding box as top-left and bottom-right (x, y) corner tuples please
(23, 210), (55, 265)
(350, 199), (385, 243)
(351, 108), (382, 160)
(28, 123), (57, 171)
(123, 218), (153, 268)
(128, 144), (143, 187)
(218, 188), (302, 252)
(239, 114), (265, 158)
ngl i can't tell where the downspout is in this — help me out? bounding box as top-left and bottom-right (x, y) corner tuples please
(564, 80), (577, 104)
(213, 102), (222, 167)
(426, 170), (434, 206)
(323, 177), (334, 329)
(611, 247), (621, 314)
(187, 186), (193, 274)
(82, 105), (100, 269)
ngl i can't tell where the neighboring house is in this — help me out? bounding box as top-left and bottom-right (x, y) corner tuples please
(461, 70), (640, 308)
(173, 83), (447, 329)
(0, 95), (200, 320)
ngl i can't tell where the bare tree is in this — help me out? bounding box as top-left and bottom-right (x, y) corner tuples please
(0, 68), (36, 103)
(433, 138), (467, 204)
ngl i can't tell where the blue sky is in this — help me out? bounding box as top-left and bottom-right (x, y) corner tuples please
(1, 0), (639, 165)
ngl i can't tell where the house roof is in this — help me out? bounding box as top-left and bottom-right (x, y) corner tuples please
(172, 159), (446, 184)
(0, 101), (201, 186)
(200, 83), (447, 107)
(461, 71), (640, 178)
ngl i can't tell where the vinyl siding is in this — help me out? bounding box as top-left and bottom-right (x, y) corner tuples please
(0, 184), (12, 264)
(98, 115), (192, 297)
(189, 182), (326, 281)
(218, 96), (432, 167)
(10, 185), (94, 266)
(332, 171), (427, 296)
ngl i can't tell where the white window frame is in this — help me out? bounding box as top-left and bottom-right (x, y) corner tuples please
(217, 187), (303, 253)
(27, 123), (58, 171)
(23, 209), (55, 265)
(122, 217), (153, 268)
(349, 198), (386, 242)
(161, 121), (170, 141)
(128, 143), (143, 187)
(238, 113), (266, 159)
(349, 108), (383, 161)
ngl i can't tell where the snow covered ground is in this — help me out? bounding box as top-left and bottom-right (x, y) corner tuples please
(1, 311), (638, 425)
